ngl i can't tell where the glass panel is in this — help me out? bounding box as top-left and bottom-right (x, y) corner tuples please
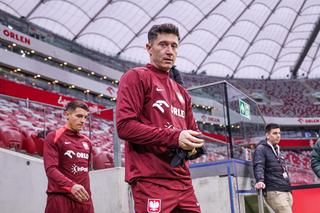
(188, 81), (265, 163)
(189, 81), (229, 163)
(226, 83), (265, 160)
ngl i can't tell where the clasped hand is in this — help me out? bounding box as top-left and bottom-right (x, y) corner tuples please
(178, 130), (204, 151)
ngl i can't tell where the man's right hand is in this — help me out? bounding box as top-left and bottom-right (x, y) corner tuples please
(255, 182), (266, 189)
(178, 130), (204, 151)
(71, 184), (90, 202)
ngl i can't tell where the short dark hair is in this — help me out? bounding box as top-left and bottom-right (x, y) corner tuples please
(65, 101), (89, 112)
(265, 123), (280, 133)
(148, 23), (180, 42)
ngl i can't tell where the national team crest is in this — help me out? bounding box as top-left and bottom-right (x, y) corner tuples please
(176, 92), (185, 104)
(147, 198), (161, 213)
(82, 142), (89, 150)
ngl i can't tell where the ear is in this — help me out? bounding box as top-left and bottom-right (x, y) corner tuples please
(146, 43), (152, 56)
(64, 110), (70, 120)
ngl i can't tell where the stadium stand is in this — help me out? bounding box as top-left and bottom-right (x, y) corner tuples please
(0, 96), (115, 169)
(183, 73), (320, 117)
(283, 150), (316, 185)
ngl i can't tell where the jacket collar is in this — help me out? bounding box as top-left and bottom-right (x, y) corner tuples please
(63, 125), (81, 136)
(146, 63), (170, 79)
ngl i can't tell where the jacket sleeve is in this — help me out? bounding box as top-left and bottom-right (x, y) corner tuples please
(43, 133), (75, 192)
(116, 69), (180, 148)
(311, 141), (320, 178)
(253, 145), (266, 183)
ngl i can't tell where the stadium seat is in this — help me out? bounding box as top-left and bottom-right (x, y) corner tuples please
(20, 128), (36, 154)
(0, 126), (24, 150)
(32, 133), (45, 156)
(92, 151), (114, 170)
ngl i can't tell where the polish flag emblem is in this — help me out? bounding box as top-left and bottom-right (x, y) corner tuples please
(147, 198), (161, 213)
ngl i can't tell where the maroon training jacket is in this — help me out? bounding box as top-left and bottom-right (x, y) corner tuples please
(116, 64), (198, 190)
(43, 127), (92, 204)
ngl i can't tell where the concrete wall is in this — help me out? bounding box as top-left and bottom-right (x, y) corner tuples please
(90, 168), (130, 213)
(192, 176), (249, 213)
(0, 148), (47, 213)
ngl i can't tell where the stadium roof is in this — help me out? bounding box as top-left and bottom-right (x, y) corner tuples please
(1, 0), (320, 79)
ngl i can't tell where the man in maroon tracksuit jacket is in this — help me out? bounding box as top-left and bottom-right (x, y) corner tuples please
(116, 23), (205, 213)
(43, 101), (94, 213)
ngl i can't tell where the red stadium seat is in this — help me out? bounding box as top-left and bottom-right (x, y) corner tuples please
(0, 126), (24, 149)
(20, 128), (36, 154)
(32, 133), (45, 156)
(92, 150), (114, 170)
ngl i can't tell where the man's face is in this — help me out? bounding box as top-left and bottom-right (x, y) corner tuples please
(146, 33), (179, 72)
(65, 107), (89, 132)
(266, 128), (281, 145)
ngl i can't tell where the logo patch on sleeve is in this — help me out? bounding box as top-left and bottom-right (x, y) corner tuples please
(147, 198), (161, 213)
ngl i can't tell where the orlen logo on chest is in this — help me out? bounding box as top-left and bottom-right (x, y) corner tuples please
(152, 100), (185, 118)
(64, 150), (89, 159)
(152, 100), (169, 113)
(64, 150), (75, 158)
